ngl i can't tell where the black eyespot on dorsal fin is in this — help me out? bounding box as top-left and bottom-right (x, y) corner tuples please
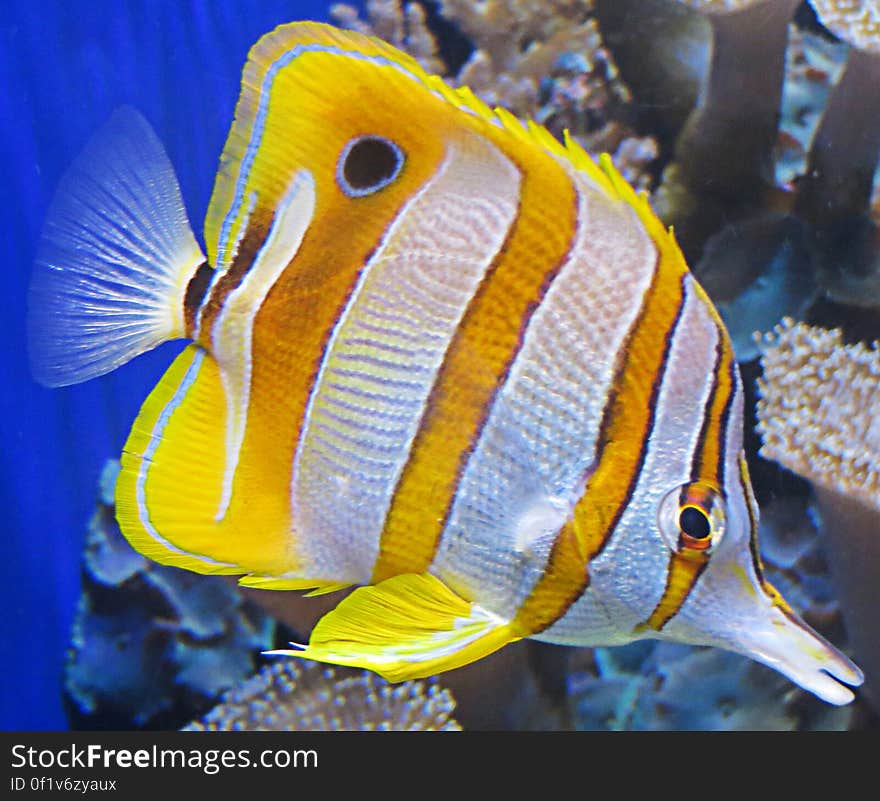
(337, 135), (404, 197)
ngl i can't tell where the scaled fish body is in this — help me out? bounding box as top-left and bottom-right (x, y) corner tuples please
(29, 22), (862, 704)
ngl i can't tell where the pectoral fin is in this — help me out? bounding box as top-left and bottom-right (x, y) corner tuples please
(267, 573), (521, 682)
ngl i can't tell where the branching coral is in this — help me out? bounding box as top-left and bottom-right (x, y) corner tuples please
(756, 318), (880, 708)
(330, 1), (444, 72)
(441, 0), (657, 172)
(756, 318), (880, 508)
(438, 0), (606, 110)
(184, 659), (461, 731)
(330, 0), (658, 188)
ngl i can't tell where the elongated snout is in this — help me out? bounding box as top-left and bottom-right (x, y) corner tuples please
(729, 601), (863, 706)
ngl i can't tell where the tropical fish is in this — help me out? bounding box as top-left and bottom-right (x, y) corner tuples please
(28, 21), (862, 705)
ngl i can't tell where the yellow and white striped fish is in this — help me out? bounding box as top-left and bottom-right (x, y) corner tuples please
(28, 22), (862, 704)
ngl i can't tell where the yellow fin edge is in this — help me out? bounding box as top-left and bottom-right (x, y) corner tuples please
(267, 572), (521, 682)
(227, 22), (661, 229)
(238, 574), (352, 597)
(116, 346), (247, 577)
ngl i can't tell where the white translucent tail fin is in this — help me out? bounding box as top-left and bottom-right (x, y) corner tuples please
(28, 106), (206, 387)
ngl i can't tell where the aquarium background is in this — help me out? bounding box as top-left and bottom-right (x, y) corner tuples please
(4, 0), (877, 732)
(1, 0), (349, 731)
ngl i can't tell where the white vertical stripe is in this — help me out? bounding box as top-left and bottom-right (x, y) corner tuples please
(540, 277), (721, 643)
(195, 190), (257, 342)
(291, 135), (521, 583)
(432, 169), (658, 617)
(211, 170), (316, 521)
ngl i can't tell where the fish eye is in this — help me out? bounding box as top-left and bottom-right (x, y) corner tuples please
(658, 482), (726, 555)
(337, 135), (405, 197)
(679, 506), (711, 544)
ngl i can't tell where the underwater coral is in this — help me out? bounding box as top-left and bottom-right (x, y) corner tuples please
(184, 659), (461, 731)
(331, 0), (659, 188)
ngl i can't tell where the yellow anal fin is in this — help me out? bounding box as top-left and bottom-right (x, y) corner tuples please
(239, 575), (351, 597)
(115, 344), (296, 577)
(267, 573), (521, 682)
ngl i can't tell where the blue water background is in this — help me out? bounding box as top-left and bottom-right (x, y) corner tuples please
(1, 0), (361, 730)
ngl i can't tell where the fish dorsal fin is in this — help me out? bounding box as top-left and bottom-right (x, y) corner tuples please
(267, 572), (521, 682)
(205, 21), (678, 274)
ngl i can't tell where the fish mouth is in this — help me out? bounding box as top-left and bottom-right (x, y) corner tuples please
(732, 604), (863, 706)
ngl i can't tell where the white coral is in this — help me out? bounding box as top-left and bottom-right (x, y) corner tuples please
(756, 317), (880, 510)
(184, 659), (461, 731)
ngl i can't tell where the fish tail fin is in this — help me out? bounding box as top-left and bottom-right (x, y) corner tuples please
(266, 573), (522, 682)
(28, 106), (206, 388)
